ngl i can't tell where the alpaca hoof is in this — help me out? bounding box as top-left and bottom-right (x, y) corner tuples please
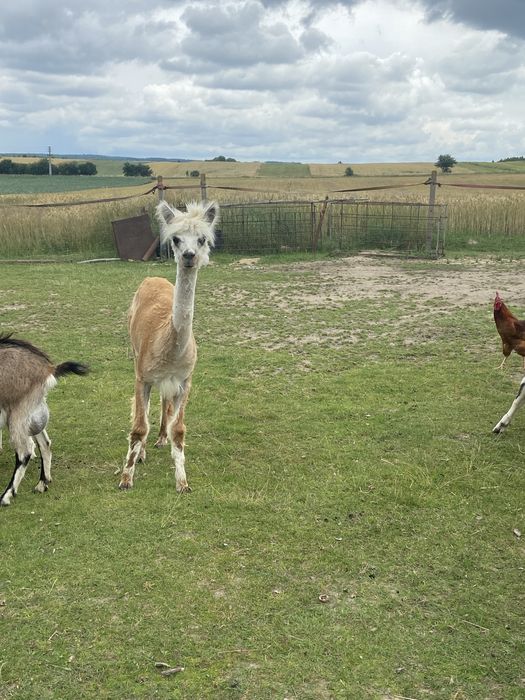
(155, 437), (168, 448)
(118, 479), (133, 490)
(176, 483), (192, 494)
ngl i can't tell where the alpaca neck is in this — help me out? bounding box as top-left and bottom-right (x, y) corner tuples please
(172, 264), (198, 349)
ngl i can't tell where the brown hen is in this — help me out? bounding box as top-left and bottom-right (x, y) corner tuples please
(494, 291), (525, 369)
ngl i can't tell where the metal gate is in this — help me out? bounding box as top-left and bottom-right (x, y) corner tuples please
(217, 199), (447, 255)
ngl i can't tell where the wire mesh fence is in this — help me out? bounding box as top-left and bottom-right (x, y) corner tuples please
(217, 199), (447, 256)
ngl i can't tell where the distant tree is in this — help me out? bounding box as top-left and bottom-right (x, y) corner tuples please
(0, 159), (16, 174)
(208, 155), (237, 162)
(123, 162), (152, 176)
(78, 161), (97, 175)
(190, 170), (200, 177)
(28, 158), (52, 175)
(56, 161), (80, 175)
(435, 154), (457, 173)
(344, 166), (354, 176)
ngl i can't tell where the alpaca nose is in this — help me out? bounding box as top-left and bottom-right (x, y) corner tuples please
(182, 250), (195, 261)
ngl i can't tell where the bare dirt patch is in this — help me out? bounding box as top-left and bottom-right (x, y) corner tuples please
(219, 256), (525, 358)
(269, 255), (525, 311)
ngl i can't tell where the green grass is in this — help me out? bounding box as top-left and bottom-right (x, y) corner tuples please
(0, 175), (152, 195)
(458, 161), (525, 174)
(0, 256), (524, 699)
(257, 163), (311, 177)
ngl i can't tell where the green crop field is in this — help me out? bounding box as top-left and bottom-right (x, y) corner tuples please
(257, 162), (311, 178)
(0, 175), (151, 196)
(0, 255), (524, 699)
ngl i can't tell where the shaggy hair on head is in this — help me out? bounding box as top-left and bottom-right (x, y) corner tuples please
(156, 200), (219, 247)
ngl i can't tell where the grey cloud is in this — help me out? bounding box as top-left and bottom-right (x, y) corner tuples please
(0, 3), (180, 73)
(179, 2), (305, 67)
(421, 0), (525, 40)
(300, 27), (332, 52)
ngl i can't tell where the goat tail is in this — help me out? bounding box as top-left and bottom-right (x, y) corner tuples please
(54, 361), (89, 378)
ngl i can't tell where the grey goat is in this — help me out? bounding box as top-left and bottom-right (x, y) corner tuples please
(0, 334), (88, 506)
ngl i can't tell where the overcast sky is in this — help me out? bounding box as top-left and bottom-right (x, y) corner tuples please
(1, 0), (524, 163)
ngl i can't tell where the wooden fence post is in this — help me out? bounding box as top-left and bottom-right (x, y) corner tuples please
(200, 173), (208, 203)
(426, 170), (437, 252)
(312, 196), (329, 253)
(156, 175), (167, 259)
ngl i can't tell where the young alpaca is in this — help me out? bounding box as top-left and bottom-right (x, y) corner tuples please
(493, 376), (525, 434)
(119, 200), (218, 492)
(0, 334), (88, 506)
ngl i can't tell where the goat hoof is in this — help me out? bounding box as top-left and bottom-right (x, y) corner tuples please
(34, 482), (49, 494)
(118, 480), (133, 490)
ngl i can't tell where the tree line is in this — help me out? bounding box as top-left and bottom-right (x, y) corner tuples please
(0, 158), (97, 175)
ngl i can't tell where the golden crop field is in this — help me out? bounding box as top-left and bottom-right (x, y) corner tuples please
(1, 158), (525, 256)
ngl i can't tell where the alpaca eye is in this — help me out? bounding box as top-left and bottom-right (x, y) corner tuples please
(172, 236), (181, 247)
(197, 236), (206, 247)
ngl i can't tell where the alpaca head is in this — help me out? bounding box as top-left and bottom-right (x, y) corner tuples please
(156, 200), (219, 269)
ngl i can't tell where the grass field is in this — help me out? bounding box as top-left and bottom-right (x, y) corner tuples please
(0, 255), (524, 699)
(1, 158), (525, 259)
(0, 175), (151, 195)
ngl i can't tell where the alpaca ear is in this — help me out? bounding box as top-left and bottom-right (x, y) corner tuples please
(204, 201), (219, 225)
(156, 201), (177, 226)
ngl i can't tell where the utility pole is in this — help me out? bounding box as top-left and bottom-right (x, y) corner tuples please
(48, 146), (52, 176)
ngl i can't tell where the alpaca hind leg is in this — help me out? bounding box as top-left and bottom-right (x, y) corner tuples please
(169, 379), (192, 493)
(493, 376), (525, 433)
(33, 430), (52, 493)
(120, 381), (151, 490)
(155, 397), (174, 448)
(0, 442), (33, 506)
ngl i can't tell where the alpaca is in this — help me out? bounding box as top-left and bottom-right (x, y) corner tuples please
(119, 199), (218, 491)
(0, 334), (88, 506)
(493, 376), (525, 434)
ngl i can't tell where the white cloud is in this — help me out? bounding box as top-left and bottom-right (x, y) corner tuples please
(0, 0), (524, 161)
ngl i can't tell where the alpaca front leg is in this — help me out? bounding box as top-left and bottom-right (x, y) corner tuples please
(169, 380), (192, 493)
(0, 448), (32, 506)
(33, 430), (52, 494)
(120, 380), (151, 490)
(493, 377), (525, 433)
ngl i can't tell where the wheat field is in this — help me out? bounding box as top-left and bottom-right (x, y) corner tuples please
(1, 159), (525, 257)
